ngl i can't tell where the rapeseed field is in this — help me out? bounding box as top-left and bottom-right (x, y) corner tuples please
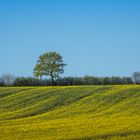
(0, 86), (140, 140)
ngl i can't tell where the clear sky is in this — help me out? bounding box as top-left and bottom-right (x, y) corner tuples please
(0, 0), (140, 77)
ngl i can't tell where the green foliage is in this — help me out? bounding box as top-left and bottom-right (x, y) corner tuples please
(12, 76), (133, 86)
(34, 52), (66, 85)
(0, 86), (140, 140)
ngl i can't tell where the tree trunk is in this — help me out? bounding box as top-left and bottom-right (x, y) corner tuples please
(51, 76), (55, 86)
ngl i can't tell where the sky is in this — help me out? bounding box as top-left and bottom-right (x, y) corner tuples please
(0, 0), (140, 77)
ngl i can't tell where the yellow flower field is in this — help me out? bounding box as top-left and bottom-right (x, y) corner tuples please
(0, 85), (140, 140)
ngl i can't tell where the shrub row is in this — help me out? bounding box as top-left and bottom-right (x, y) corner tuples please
(2, 76), (132, 86)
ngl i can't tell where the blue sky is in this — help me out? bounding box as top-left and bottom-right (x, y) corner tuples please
(0, 0), (140, 77)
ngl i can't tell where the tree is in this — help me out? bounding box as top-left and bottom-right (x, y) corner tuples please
(132, 72), (140, 84)
(34, 52), (66, 85)
(1, 73), (15, 86)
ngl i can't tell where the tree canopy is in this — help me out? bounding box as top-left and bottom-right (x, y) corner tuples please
(34, 51), (66, 85)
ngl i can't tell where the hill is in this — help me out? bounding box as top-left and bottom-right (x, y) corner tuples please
(0, 85), (140, 140)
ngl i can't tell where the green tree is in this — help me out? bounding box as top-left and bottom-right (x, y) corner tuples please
(34, 52), (66, 85)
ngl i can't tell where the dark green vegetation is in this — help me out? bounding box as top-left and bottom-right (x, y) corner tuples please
(34, 51), (66, 85)
(0, 86), (140, 140)
(10, 76), (133, 86)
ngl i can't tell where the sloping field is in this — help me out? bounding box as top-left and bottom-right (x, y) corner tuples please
(0, 85), (140, 140)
